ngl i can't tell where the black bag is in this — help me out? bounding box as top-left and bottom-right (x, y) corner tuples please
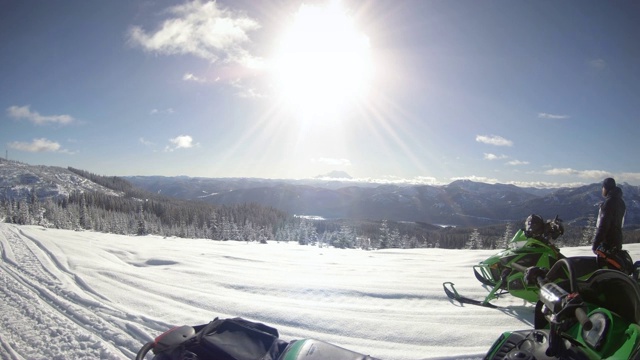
(139, 317), (382, 360)
(194, 317), (286, 360)
(148, 317), (288, 360)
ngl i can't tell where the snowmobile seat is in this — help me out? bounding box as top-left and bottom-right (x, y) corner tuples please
(577, 269), (640, 324)
(278, 339), (381, 360)
(569, 256), (602, 280)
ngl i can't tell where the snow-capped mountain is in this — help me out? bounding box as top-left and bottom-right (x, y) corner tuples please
(315, 170), (353, 179)
(0, 158), (122, 200)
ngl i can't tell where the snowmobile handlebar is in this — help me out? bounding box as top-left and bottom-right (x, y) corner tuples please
(510, 261), (592, 331)
(575, 307), (592, 331)
(135, 342), (154, 360)
(509, 262), (527, 273)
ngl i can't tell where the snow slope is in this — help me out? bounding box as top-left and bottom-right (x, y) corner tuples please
(1, 223), (636, 360)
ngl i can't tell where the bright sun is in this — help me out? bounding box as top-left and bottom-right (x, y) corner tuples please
(271, 1), (373, 120)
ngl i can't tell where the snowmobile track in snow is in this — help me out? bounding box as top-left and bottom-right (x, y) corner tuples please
(0, 226), (168, 359)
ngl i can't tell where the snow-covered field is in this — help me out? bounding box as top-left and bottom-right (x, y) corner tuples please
(1, 223), (637, 360)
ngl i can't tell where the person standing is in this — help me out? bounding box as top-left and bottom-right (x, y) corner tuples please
(592, 177), (628, 271)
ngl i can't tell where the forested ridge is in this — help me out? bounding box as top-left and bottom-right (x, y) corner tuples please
(2, 164), (639, 249)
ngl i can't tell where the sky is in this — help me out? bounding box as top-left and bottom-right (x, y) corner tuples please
(1, 0), (639, 188)
(3, 222), (632, 359)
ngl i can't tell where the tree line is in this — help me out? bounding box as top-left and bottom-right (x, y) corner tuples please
(2, 166), (639, 249)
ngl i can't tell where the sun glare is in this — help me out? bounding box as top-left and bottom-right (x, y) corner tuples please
(271, 1), (373, 120)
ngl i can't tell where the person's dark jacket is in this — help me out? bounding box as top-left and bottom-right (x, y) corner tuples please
(593, 186), (626, 252)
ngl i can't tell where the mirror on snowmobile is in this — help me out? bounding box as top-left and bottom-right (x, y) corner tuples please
(547, 215), (564, 240)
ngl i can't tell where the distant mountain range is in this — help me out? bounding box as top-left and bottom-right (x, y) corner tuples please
(124, 175), (640, 228)
(2, 158), (639, 228)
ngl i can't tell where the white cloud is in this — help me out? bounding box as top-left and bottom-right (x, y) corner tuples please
(506, 160), (529, 166)
(619, 172), (640, 184)
(538, 113), (570, 120)
(127, 0), (261, 67)
(507, 180), (586, 189)
(150, 108), (175, 115)
(139, 137), (155, 146)
(589, 58), (606, 69)
(411, 176), (439, 185)
(165, 135), (198, 152)
(7, 105), (75, 126)
(234, 85), (265, 99)
(8, 138), (72, 153)
(475, 135), (513, 147)
(483, 153), (507, 160)
(322, 175), (443, 186)
(379, 176), (441, 185)
(544, 168), (610, 179)
(536, 169), (640, 187)
(183, 73), (206, 83)
(312, 157), (352, 166)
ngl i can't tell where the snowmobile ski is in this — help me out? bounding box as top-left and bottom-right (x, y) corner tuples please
(443, 282), (499, 308)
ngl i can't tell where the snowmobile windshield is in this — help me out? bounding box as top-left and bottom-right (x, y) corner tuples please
(509, 229), (530, 250)
(577, 269), (640, 324)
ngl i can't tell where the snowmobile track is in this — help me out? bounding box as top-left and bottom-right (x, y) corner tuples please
(0, 226), (168, 359)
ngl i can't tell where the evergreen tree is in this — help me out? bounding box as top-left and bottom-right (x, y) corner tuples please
(335, 224), (355, 248)
(500, 222), (513, 249)
(466, 228), (482, 249)
(581, 213), (597, 246)
(378, 219), (390, 249)
(78, 193), (91, 230)
(0, 199), (7, 223)
(389, 228), (401, 248)
(209, 211), (221, 239)
(137, 205), (147, 236)
(17, 199), (30, 225)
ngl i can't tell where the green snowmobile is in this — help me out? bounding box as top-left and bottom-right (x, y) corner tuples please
(444, 214), (567, 307)
(485, 258), (640, 359)
(444, 214), (638, 308)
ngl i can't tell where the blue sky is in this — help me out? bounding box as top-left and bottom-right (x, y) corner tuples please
(1, 0), (639, 188)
